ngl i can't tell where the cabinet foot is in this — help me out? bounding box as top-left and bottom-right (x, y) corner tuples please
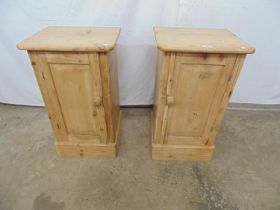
(55, 142), (117, 158)
(55, 111), (122, 158)
(151, 144), (214, 161)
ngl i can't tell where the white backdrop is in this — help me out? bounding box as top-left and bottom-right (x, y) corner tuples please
(0, 0), (280, 106)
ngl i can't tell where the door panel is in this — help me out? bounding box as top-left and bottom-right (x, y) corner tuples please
(166, 54), (235, 145)
(44, 52), (108, 144)
(50, 64), (98, 136)
(169, 64), (224, 136)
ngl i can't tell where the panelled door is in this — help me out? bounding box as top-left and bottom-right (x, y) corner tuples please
(163, 53), (236, 146)
(30, 52), (107, 144)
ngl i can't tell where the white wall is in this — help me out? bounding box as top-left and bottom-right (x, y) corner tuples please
(0, 0), (279, 106)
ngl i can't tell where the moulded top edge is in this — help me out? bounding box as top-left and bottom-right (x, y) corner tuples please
(154, 27), (255, 54)
(17, 26), (121, 52)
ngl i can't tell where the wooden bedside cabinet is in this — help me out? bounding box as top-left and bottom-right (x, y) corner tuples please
(152, 27), (255, 160)
(17, 26), (121, 158)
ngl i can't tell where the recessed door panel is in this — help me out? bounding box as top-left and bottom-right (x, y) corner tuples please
(169, 64), (223, 136)
(166, 54), (234, 145)
(49, 64), (99, 137)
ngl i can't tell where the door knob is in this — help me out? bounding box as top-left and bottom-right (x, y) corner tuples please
(166, 96), (174, 106)
(94, 97), (102, 107)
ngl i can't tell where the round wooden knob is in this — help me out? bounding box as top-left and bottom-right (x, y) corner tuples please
(166, 96), (174, 106)
(94, 97), (102, 107)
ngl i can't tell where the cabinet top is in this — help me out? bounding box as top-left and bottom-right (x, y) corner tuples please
(17, 26), (121, 52)
(154, 27), (255, 54)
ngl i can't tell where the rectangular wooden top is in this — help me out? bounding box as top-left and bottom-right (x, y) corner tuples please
(154, 27), (255, 54)
(17, 26), (121, 52)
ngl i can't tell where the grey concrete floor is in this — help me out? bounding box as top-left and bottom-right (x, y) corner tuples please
(0, 104), (280, 210)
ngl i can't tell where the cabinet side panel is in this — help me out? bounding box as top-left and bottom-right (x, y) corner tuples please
(108, 49), (120, 142)
(208, 54), (246, 145)
(153, 50), (170, 144)
(200, 54), (237, 144)
(99, 52), (114, 143)
(88, 53), (108, 144)
(49, 64), (99, 136)
(28, 51), (68, 142)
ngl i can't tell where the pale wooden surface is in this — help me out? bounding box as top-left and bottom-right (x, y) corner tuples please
(28, 52), (68, 143)
(154, 27), (255, 54)
(152, 28), (255, 160)
(45, 52), (89, 64)
(207, 55), (246, 145)
(25, 49), (120, 157)
(55, 142), (117, 158)
(152, 53), (244, 160)
(152, 144), (214, 161)
(49, 63), (100, 136)
(108, 49), (121, 143)
(99, 53), (114, 143)
(88, 53), (108, 143)
(153, 51), (170, 144)
(17, 26), (121, 52)
(55, 111), (122, 158)
(165, 54), (237, 146)
(151, 112), (213, 160)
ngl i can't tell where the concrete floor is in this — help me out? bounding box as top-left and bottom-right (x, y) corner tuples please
(0, 104), (280, 210)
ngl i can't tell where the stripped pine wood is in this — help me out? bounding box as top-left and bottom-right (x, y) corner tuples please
(99, 52), (114, 143)
(152, 27), (255, 160)
(108, 49), (120, 142)
(152, 144), (214, 161)
(19, 27), (121, 158)
(45, 52), (89, 64)
(49, 64), (99, 136)
(17, 26), (121, 52)
(207, 55), (246, 145)
(166, 54), (229, 145)
(55, 111), (122, 158)
(88, 53), (107, 144)
(153, 51), (170, 144)
(28, 52), (68, 142)
(154, 27), (255, 54)
(200, 55), (237, 145)
(162, 53), (176, 144)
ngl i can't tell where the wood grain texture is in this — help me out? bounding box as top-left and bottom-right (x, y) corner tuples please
(108, 49), (121, 143)
(152, 27), (255, 160)
(152, 111), (213, 161)
(17, 26), (121, 52)
(45, 52), (89, 64)
(152, 53), (238, 159)
(161, 52), (176, 144)
(28, 52), (68, 142)
(88, 53), (108, 144)
(154, 27), (255, 54)
(26, 50), (120, 157)
(98, 49), (120, 144)
(153, 51), (170, 144)
(99, 52), (114, 143)
(152, 144), (214, 161)
(20, 27), (121, 158)
(207, 55), (246, 145)
(55, 142), (117, 158)
(55, 111), (122, 158)
(49, 63), (100, 136)
(168, 54), (237, 146)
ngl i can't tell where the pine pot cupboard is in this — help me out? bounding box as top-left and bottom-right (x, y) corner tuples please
(17, 26), (121, 158)
(152, 27), (255, 160)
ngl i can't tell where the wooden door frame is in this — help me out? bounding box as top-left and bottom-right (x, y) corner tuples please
(160, 52), (239, 146)
(28, 51), (108, 144)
